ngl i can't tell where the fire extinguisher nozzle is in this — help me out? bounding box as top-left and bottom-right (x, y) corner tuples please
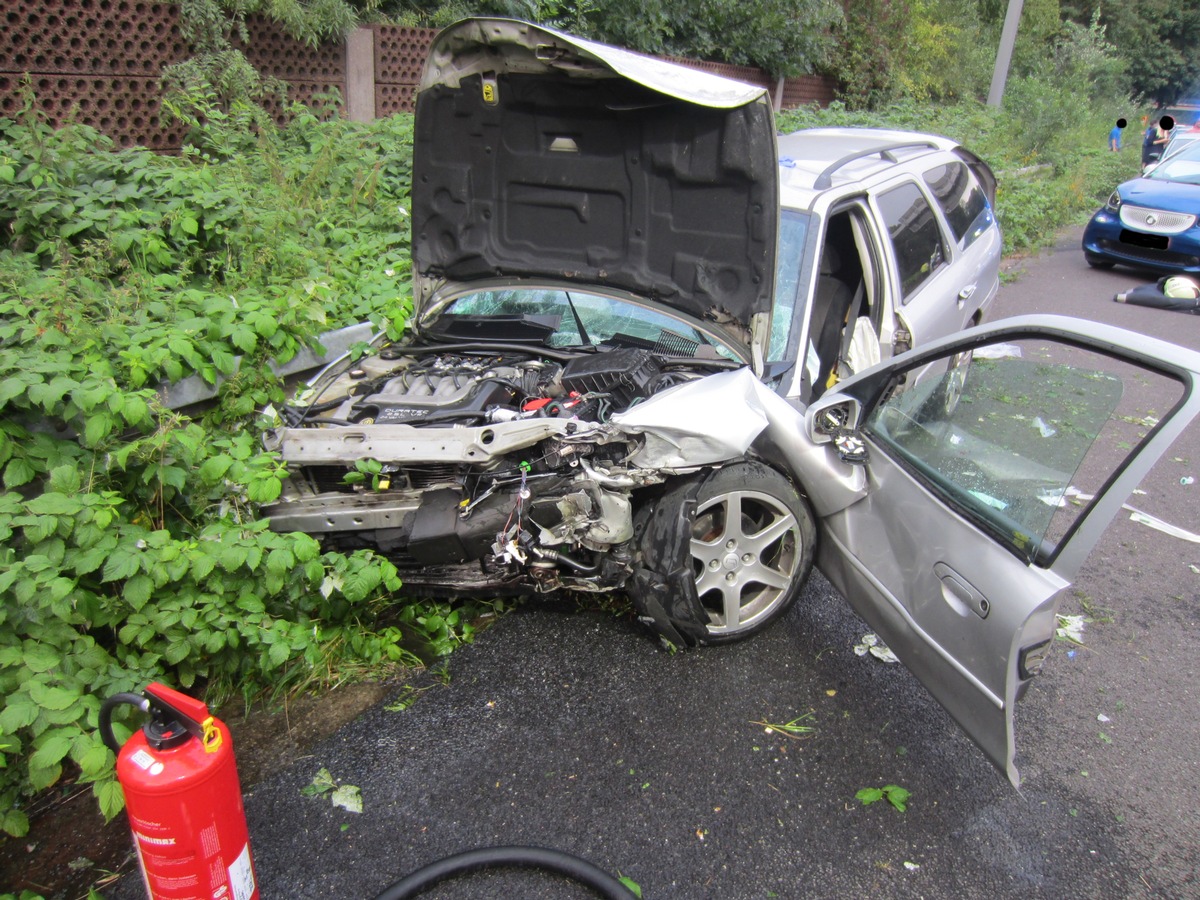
(98, 692), (152, 754)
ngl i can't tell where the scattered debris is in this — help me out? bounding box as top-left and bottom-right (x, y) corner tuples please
(974, 343), (1023, 360)
(1181, 476), (1195, 486)
(302, 767), (363, 814)
(302, 768), (338, 798)
(1033, 416), (1057, 438)
(1126, 508), (1200, 543)
(751, 712), (817, 739)
(855, 784), (910, 812)
(1056, 614), (1086, 645)
(854, 633), (899, 663)
(384, 685), (428, 712)
(618, 874), (644, 898)
(1189, 565), (1200, 574)
(1052, 487), (1200, 544)
(1038, 487), (1068, 507)
(968, 490), (1008, 510)
(330, 784), (363, 814)
(904, 861), (921, 872)
(1118, 414), (1160, 428)
(1097, 713), (1111, 723)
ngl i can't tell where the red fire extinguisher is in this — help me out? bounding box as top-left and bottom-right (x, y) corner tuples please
(100, 682), (259, 900)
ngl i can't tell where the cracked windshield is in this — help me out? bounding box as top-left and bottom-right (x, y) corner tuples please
(865, 338), (1185, 563)
(434, 288), (740, 359)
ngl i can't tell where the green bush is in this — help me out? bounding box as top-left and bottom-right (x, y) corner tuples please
(0, 104), (491, 836)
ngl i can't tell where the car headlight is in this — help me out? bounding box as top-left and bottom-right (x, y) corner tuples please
(1105, 190), (1122, 213)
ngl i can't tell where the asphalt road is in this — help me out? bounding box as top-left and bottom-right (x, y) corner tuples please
(114, 227), (1200, 900)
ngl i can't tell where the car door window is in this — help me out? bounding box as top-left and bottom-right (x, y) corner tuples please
(922, 162), (993, 250)
(877, 182), (948, 302)
(862, 339), (1186, 565)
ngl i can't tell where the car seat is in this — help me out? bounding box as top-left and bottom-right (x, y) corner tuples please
(809, 245), (857, 399)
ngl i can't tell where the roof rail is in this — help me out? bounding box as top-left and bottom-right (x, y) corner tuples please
(812, 140), (942, 190)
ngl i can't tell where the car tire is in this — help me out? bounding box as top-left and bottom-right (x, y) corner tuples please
(918, 347), (973, 422)
(1085, 253), (1115, 270)
(636, 462), (816, 646)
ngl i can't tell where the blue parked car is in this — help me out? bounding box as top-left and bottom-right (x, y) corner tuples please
(1083, 139), (1200, 273)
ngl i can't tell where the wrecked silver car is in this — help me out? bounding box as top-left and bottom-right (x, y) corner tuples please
(262, 297), (811, 645)
(262, 20), (1200, 785)
(265, 20), (808, 645)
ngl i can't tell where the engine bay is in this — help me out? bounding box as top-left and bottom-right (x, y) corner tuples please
(263, 341), (736, 595)
(293, 346), (678, 429)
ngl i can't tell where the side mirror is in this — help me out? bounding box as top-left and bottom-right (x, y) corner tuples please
(807, 395), (861, 442)
(806, 395), (869, 464)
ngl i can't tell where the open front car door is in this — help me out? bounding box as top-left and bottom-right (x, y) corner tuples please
(795, 315), (1200, 785)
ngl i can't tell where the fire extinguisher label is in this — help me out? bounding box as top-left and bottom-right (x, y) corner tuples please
(130, 749), (154, 768)
(228, 842), (256, 900)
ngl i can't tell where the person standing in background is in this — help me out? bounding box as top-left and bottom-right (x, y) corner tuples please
(1109, 117), (1127, 151)
(1153, 115), (1175, 151)
(1143, 114), (1176, 168)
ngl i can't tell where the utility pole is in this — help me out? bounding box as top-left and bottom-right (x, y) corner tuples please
(987, 0), (1025, 107)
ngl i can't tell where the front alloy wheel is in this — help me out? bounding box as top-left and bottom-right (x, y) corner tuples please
(687, 464), (816, 643)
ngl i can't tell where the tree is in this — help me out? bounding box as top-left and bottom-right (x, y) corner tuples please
(661, 0), (841, 78)
(164, 0), (362, 137)
(351, 0), (842, 78)
(1061, 0), (1200, 104)
(833, 0), (1132, 108)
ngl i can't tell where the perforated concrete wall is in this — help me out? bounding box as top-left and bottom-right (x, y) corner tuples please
(0, 1), (348, 150)
(236, 16), (347, 82)
(0, 70), (188, 150)
(1, 0), (191, 149)
(373, 25), (435, 115)
(4, 0), (190, 76)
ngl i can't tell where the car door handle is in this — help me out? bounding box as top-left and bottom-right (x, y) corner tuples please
(957, 284), (976, 308)
(934, 562), (990, 619)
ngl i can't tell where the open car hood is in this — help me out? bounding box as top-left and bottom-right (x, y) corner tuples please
(411, 18), (778, 333)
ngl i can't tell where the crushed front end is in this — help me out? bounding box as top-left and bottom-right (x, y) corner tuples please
(261, 340), (746, 596)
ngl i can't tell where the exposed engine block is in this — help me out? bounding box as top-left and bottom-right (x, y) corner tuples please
(322, 348), (663, 427)
(266, 344), (720, 595)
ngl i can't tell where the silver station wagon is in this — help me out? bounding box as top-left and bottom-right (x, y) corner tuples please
(263, 19), (1200, 784)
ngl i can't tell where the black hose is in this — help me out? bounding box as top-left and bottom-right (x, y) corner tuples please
(371, 845), (636, 900)
(98, 692), (149, 753)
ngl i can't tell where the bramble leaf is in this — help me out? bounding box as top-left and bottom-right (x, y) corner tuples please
(856, 787), (884, 806)
(124, 574), (154, 610)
